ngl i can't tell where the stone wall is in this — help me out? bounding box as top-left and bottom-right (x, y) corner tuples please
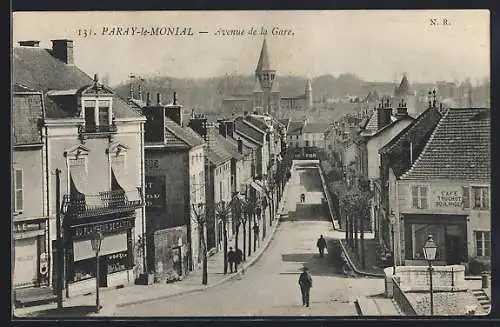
(396, 265), (467, 292)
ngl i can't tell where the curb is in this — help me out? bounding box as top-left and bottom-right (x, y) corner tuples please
(337, 239), (385, 279)
(117, 210), (283, 309)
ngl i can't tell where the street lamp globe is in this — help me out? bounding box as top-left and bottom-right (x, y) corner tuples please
(91, 231), (104, 253)
(422, 234), (437, 261)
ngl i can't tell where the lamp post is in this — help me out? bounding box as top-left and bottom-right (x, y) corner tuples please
(389, 212), (396, 275)
(91, 231), (104, 313)
(422, 234), (437, 316)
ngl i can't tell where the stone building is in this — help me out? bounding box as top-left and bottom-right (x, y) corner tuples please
(13, 39), (147, 297)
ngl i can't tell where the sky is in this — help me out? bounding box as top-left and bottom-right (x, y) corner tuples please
(13, 10), (490, 86)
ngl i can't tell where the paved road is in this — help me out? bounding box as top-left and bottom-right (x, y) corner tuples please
(116, 166), (384, 316)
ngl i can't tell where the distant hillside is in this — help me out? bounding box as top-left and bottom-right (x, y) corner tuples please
(113, 74), (490, 117)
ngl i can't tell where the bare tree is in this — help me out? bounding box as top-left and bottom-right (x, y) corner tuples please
(192, 203), (208, 285)
(215, 200), (232, 275)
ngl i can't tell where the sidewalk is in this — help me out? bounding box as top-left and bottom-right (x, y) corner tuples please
(14, 181), (291, 318)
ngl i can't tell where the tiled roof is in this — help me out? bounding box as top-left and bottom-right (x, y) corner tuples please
(234, 117), (264, 144)
(400, 108), (490, 181)
(214, 134), (244, 160)
(287, 121), (304, 135)
(206, 139), (232, 166)
(379, 107), (442, 178)
(165, 118), (205, 148)
(13, 92), (43, 145)
(302, 121), (331, 134)
(245, 115), (270, 132)
(363, 109), (379, 133)
(13, 47), (142, 119)
(279, 118), (290, 128)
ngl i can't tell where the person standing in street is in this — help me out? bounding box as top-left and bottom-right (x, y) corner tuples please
(316, 235), (327, 258)
(234, 247), (243, 273)
(298, 266), (313, 307)
(228, 247), (235, 273)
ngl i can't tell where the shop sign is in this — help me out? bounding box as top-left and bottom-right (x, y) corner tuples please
(432, 187), (463, 209)
(145, 175), (166, 209)
(72, 218), (134, 238)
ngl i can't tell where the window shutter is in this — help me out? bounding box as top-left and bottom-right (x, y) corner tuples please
(411, 186), (419, 208)
(462, 186), (470, 208)
(482, 188), (489, 209)
(15, 169), (23, 211)
(420, 187), (428, 209)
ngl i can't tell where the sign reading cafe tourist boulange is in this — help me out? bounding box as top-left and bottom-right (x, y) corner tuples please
(431, 187), (463, 209)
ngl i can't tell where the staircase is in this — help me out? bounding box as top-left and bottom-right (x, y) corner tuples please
(471, 289), (491, 313)
(14, 287), (58, 308)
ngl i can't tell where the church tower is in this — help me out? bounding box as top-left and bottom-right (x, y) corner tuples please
(254, 38), (277, 115)
(305, 79), (313, 110)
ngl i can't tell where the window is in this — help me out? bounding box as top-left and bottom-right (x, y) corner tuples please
(475, 231), (491, 257)
(472, 186), (489, 210)
(98, 100), (111, 126)
(462, 186), (470, 208)
(83, 98), (112, 127)
(14, 169), (23, 212)
(84, 101), (96, 127)
(411, 186), (428, 209)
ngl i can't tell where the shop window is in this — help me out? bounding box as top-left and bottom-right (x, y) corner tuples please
(14, 169), (23, 212)
(72, 257), (97, 282)
(472, 186), (489, 210)
(411, 186), (428, 209)
(475, 231), (491, 257)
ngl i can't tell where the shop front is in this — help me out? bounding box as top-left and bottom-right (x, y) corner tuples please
(403, 214), (467, 266)
(13, 218), (49, 289)
(65, 216), (135, 297)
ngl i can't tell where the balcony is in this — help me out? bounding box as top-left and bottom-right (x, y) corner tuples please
(78, 122), (117, 139)
(62, 188), (143, 218)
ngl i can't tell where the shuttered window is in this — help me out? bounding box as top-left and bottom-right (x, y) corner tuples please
(462, 186), (470, 208)
(14, 169), (23, 212)
(411, 186), (428, 209)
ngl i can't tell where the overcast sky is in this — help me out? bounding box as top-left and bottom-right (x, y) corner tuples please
(13, 10), (490, 86)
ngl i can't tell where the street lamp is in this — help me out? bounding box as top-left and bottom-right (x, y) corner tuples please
(91, 231), (104, 313)
(422, 234), (437, 316)
(389, 212), (396, 275)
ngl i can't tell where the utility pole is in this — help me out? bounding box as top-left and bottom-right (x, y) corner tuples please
(55, 169), (64, 308)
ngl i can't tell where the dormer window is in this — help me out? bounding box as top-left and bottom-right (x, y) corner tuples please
(83, 98), (112, 126)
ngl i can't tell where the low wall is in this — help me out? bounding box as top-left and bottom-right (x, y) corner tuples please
(396, 265), (467, 292)
(317, 163), (340, 230)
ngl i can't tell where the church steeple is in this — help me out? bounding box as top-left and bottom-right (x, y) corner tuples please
(255, 38), (276, 91)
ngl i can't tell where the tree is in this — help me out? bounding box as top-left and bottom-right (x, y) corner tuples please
(339, 188), (372, 269)
(192, 203), (208, 285)
(232, 194), (247, 261)
(215, 200), (232, 275)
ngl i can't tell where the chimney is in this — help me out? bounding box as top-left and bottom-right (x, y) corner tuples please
(51, 39), (74, 64)
(138, 85), (143, 101)
(225, 120), (234, 139)
(395, 99), (408, 119)
(188, 116), (208, 141)
(165, 91), (183, 126)
(18, 40), (40, 47)
(146, 92), (151, 106)
(237, 139), (243, 154)
(377, 98), (393, 130)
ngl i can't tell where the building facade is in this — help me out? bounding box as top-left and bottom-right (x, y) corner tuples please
(14, 39), (147, 297)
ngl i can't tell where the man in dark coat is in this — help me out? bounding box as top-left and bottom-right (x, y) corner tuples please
(228, 247), (235, 273)
(316, 235), (327, 258)
(298, 266), (313, 307)
(234, 247), (243, 272)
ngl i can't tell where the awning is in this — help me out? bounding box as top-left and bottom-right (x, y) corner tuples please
(112, 168), (142, 203)
(73, 231), (128, 261)
(70, 168), (88, 196)
(250, 181), (265, 195)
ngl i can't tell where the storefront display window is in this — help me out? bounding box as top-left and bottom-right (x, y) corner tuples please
(412, 224), (445, 260)
(72, 257), (96, 282)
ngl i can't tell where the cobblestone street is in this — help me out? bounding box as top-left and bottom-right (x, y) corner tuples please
(115, 165), (384, 316)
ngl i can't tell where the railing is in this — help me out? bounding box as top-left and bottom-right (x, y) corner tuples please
(78, 123), (117, 135)
(62, 188), (143, 218)
(392, 276), (417, 316)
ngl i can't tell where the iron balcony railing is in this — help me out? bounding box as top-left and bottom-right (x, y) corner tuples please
(62, 188), (143, 218)
(78, 123), (118, 135)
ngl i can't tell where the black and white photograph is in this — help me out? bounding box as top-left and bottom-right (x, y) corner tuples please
(11, 10), (491, 318)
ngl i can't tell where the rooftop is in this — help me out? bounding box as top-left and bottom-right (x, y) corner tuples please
(400, 108), (490, 181)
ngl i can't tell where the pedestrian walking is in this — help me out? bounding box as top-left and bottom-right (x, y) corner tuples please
(316, 235), (327, 258)
(253, 223), (260, 251)
(300, 193), (305, 203)
(228, 247), (235, 273)
(298, 266), (313, 307)
(234, 247), (243, 272)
